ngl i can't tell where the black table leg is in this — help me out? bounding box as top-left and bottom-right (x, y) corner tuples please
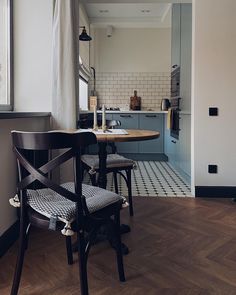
(96, 141), (130, 254)
(97, 142), (107, 189)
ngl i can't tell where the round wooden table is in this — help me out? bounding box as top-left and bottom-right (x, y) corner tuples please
(95, 129), (160, 189)
(82, 129), (160, 254)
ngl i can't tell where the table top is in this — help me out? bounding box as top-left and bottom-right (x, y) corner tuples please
(95, 129), (160, 143)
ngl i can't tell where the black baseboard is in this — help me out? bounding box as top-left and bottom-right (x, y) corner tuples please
(0, 221), (19, 258)
(195, 186), (236, 198)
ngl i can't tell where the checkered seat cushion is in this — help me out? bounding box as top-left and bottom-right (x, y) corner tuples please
(82, 154), (135, 174)
(25, 182), (123, 235)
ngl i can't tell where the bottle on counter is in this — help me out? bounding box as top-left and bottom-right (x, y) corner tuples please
(130, 90), (141, 111)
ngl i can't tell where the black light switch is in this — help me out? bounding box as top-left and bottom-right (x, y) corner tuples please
(208, 165), (218, 174)
(209, 107), (218, 116)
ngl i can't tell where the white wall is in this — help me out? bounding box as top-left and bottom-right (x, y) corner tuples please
(91, 28), (171, 72)
(0, 117), (50, 236)
(79, 4), (90, 71)
(13, 0), (53, 112)
(192, 0), (236, 189)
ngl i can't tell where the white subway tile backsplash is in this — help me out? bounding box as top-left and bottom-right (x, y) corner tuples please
(89, 71), (170, 110)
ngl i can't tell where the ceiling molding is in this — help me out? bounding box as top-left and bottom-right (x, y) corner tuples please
(85, 2), (173, 28)
(90, 16), (171, 28)
(161, 3), (171, 23)
(82, 0), (191, 3)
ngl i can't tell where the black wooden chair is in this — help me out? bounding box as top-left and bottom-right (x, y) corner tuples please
(80, 120), (135, 216)
(10, 130), (125, 295)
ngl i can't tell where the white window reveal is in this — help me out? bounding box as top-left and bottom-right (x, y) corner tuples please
(0, 0), (13, 110)
(79, 76), (88, 111)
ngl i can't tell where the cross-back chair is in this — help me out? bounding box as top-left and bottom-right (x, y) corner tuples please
(79, 119), (135, 216)
(10, 130), (125, 295)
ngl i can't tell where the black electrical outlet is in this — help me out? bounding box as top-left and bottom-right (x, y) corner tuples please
(208, 165), (218, 174)
(209, 107), (218, 116)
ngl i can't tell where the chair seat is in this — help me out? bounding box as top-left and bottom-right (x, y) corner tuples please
(27, 182), (123, 227)
(82, 154), (134, 173)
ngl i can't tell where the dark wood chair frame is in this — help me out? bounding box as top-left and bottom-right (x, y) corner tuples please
(80, 120), (134, 216)
(10, 131), (125, 295)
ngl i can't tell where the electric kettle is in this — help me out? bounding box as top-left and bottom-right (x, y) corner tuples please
(161, 98), (170, 111)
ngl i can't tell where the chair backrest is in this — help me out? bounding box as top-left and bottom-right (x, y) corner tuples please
(12, 130), (97, 220)
(106, 120), (121, 129)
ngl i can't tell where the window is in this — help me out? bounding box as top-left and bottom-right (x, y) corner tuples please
(0, 0), (13, 110)
(79, 76), (88, 111)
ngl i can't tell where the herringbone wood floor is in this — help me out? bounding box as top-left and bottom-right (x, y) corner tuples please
(1, 197), (236, 294)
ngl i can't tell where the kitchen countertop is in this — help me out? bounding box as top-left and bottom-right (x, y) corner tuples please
(80, 110), (168, 114)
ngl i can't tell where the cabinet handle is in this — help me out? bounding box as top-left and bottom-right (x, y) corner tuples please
(145, 115), (157, 118)
(120, 115), (132, 118)
(171, 140), (176, 144)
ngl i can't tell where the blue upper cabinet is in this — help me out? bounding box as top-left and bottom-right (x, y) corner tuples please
(171, 4), (192, 112)
(171, 4), (181, 69)
(180, 4), (192, 112)
(139, 114), (164, 153)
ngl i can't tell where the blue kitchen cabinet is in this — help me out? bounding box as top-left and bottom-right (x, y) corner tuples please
(171, 4), (181, 69)
(165, 130), (179, 166)
(112, 113), (139, 153)
(165, 3), (191, 182)
(164, 114), (190, 180)
(180, 4), (192, 112)
(139, 114), (164, 153)
(179, 114), (191, 176)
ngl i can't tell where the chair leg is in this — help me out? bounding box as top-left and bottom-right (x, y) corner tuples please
(90, 173), (97, 186)
(114, 211), (126, 282)
(11, 222), (27, 295)
(81, 165), (85, 181)
(113, 172), (119, 194)
(65, 236), (73, 265)
(77, 230), (89, 295)
(126, 169), (134, 216)
(25, 223), (31, 251)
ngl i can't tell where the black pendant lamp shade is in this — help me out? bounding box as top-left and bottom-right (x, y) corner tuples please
(79, 26), (92, 41)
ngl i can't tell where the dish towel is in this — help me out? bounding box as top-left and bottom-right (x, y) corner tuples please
(167, 108), (173, 129)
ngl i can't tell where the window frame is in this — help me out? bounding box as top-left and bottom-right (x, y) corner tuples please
(0, 0), (13, 111)
(79, 74), (89, 111)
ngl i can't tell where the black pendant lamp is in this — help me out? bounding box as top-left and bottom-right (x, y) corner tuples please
(79, 26), (92, 41)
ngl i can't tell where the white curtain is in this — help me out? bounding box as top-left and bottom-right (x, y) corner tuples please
(52, 0), (80, 182)
(52, 0), (79, 130)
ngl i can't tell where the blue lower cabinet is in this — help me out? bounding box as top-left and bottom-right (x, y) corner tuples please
(113, 113), (139, 153)
(180, 115), (191, 176)
(164, 114), (191, 179)
(139, 114), (164, 153)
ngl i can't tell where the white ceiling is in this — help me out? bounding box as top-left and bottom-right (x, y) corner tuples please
(84, 3), (172, 28)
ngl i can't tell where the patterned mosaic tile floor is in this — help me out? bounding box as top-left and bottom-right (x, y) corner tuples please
(83, 161), (192, 197)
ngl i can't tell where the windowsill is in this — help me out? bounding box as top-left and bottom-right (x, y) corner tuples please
(0, 111), (51, 119)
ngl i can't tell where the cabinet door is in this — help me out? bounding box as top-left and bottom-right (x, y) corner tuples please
(164, 115), (178, 165)
(168, 136), (178, 166)
(139, 114), (164, 153)
(179, 114), (191, 176)
(166, 115), (190, 177)
(113, 113), (139, 153)
(180, 4), (192, 112)
(171, 4), (181, 69)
